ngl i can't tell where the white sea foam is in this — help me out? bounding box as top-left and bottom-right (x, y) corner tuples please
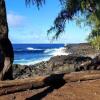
(26, 47), (42, 51)
(27, 47), (70, 65)
(14, 47), (70, 65)
(26, 47), (34, 51)
(17, 57), (51, 65)
(50, 47), (70, 56)
(44, 48), (55, 53)
(14, 59), (31, 64)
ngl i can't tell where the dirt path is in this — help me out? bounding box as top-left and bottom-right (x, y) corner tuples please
(0, 78), (100, 100)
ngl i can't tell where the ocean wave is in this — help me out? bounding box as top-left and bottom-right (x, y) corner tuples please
(44, 47), (70, 56)
(14, 57), (51, 65)
(26, 47), (42, 51)
(14, 47), (70, 65)
(50, 47), (70, 56)
(13, 44), (66, 65)
(44, 48), (56, 53)
(14, 47), (44, 53)
(14, 59), (27, 62)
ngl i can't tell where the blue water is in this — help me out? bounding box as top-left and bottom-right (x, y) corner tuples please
(13, 44), (64, 65)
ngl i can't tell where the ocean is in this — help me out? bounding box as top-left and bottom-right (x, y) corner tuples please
(13, 44), (68, 65)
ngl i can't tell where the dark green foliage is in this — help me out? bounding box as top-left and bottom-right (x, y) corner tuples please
(25, 0), (45, 8)
(48, 0), (81, 39)
(87, 29), (100, 50)
(88, 29), (100, 40)
(48, 0), (99, 39)
(25, 0), (65, 9)
(25, 0), (100, 40)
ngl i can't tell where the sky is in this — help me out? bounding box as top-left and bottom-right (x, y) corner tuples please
(6, 0), (90, 44)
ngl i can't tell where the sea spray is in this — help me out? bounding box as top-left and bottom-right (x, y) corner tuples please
(13, 44), (67, 65)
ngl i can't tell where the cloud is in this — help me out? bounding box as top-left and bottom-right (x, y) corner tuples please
(7, 12), (25, 28)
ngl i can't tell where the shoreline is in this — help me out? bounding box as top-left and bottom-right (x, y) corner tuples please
(14, 43), (99, 65)
(12, 43), (100, 79)
(13, 43), (64, 65)
(14, 46), (69, 65)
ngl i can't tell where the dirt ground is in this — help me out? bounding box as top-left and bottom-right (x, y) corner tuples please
(0, 78), (100, 100)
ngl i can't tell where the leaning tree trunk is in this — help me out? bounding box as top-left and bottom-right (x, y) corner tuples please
(0, 0), (14, 80)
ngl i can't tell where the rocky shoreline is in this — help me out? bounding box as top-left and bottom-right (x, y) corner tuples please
(12, 43), (100, 79)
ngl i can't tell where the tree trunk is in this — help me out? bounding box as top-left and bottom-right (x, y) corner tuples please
(0, 71), (100, 95)
(0, 0), (14, 80)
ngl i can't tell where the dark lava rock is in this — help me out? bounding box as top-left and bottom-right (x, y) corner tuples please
(12, 43), (100, 79)
(92, 54), (100, 63)
(65, 43), (99, 56)
(12, 54), (94, 79)
(48, 54), (92, 68)
(86, 54), (100, 70)
(12, 64), (34, 79)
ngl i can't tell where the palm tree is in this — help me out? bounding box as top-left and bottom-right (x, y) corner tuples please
(0, 0), (100, 80)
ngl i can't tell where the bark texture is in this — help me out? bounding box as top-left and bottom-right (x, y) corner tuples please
(0, 71), (100, 95)
(0, 0), (14, 80)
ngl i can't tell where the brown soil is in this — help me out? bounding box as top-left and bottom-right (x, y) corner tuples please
(0, 79), (100, 100)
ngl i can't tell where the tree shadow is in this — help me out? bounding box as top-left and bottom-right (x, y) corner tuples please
(26, 74), (66, 100)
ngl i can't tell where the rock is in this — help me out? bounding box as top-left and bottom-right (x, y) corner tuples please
(92, 54), (100, 63)
(65, 43), (99, 56)
(47, 54), (92, 71)
(12, 54), (94, 79)
(13, 64), (34, 79)
(12, 43), (100, 79)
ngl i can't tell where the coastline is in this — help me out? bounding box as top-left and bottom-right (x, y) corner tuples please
(13, 43), (64, 65)
(17, 47), (70, 65)
(12, 43), (100, 79)
(15, 43), (100, 65)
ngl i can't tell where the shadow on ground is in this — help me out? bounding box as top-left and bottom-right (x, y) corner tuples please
(26, 74), (65, 100)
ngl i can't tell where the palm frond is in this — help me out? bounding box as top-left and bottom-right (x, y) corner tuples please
(48, 0), (80, 40)
(48, 0), (99, 40)
(25, 0), (100, 40)
(25, 0), (45, 8)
